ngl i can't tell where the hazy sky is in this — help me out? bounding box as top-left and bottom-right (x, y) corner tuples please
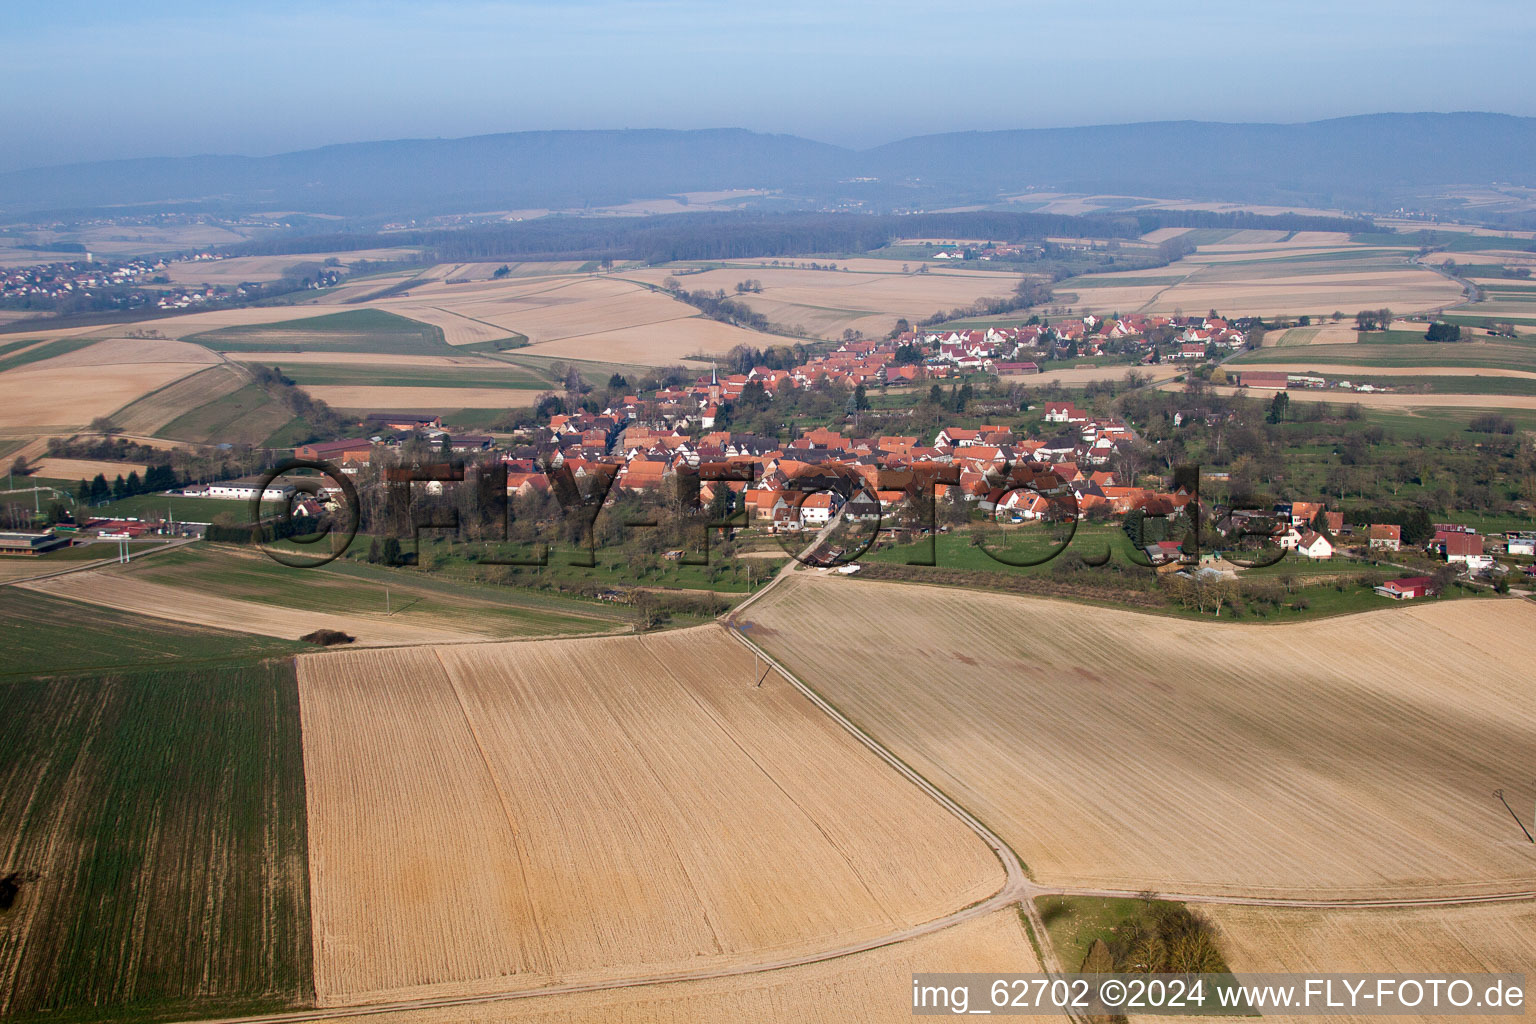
(4, 0), (1533, 171)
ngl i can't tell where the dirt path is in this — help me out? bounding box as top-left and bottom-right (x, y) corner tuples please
(158, 524), (1536, 1023)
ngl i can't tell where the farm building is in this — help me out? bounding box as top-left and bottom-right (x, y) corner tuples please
(1239, 371), (1289, 390)
(1507, 532), (1536, 557)
(294, 438), (373, 462)
(1375, 576), (1435, 600)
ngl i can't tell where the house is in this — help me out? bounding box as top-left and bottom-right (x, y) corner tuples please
(1043, 401), (1087, 424)
(1295, 530), (1334, 560)
(797, 491), (840, 526)
(1443, 532), (1492, 570)
(1368, 524), (1401, 551)
(1375, 576), (1435, 600)
(844, 492), (882, 522)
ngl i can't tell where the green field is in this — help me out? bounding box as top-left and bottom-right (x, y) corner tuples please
(1323, 374), (1536, 397)
(187, 309), (457, 356)
(0, 587), (303, 678)
(1035, 895), (1233, 976)
(83, 492), (269, 522)
(128, 543), (632, 637)
(273, 364), (545, 389)
(1233, 339), (1536, 371)
(0, 337), (98, 374)
(0, 660), (313, 1021)
(154, 381), (294, 444)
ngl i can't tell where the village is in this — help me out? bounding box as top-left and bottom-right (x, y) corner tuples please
(22, 318), (1532, 599)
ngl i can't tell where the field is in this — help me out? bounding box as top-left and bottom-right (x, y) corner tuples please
(0, 585), (303, 677)
(298, 626), (1003, 1004)
(1203, 903), (1536, 1023)
(154, 378), (304, 444)
(0, 660), (312, 1021)
(271, 362), (544, 389)
(188, 309), (459, 356)
(1200, 382), (1536, 411)
(301, 384), (542, 412)
(746, 574), (1536, 899)
(0, 338), (220, 432)
(298, 908), (1035, 1024)
(159, 248), (420, 286)
(108, 362), (251, 435)
(624, 263), (1029, 341)
(1055, 243), (1464, 319)
(1233, 337), (1536, 372)
(18, 544), (629, 645)
(25, 456), (148, 480)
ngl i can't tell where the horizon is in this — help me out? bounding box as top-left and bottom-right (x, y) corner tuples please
(5, 109), (1532, 174)
(4, 0), (1534, 172)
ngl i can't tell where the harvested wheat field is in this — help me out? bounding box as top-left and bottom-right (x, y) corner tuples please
(1202, 903), (1536, 1023)
(298, 626), (1002, 1005)
(161, 249), (419, 285)
(999, 364), (1181, 388)
(305, 384), (540, 410)
(625, 265), (1026, 340)
(302, 908), (1035, 1024)
(27, 456), (149, 480)
(411, 277), (686, 344)
(380, 302), (523, 346)
(1144, 268), (1463, 317)
(18, 571), (492, 646)
(0, 359), (215, 431)
(745, 575), (1536, 900)
(518, 315), (774, 364)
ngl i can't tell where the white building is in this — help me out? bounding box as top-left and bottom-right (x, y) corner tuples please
(205, 477), (296, 502)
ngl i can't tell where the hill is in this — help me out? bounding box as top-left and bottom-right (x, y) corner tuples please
(4, 114), (1536, 220)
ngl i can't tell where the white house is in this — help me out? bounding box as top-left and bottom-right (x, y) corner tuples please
(796, 491), (840, 526)
(1295, 530), (1333, 559)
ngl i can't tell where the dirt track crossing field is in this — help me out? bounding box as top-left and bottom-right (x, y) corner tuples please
(297, 626), (1002, 1005)
(293, 908), (1036, 1024)
(745, 575), (1536, 900)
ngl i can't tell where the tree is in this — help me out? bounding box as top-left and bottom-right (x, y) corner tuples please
(380, 537), (403, 565)
(852, 384), (870, 411)
(1425, 321), (1461, 342)
(928, 384), (943, 406)
(1266, 391), (1290, 424)
(8, 456), (28, 479)
(88, 416), (121, 436)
